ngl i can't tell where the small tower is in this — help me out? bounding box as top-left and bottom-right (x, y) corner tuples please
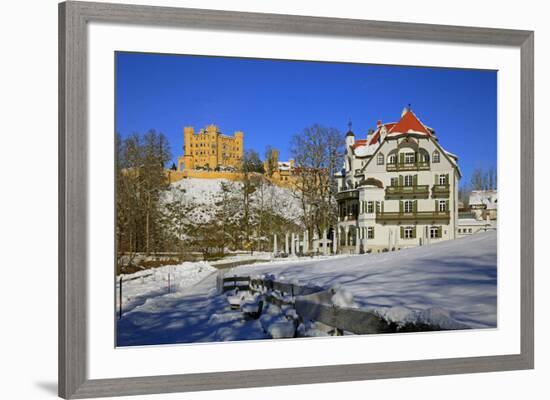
(345, 120), (355, 148)
(182, 126), (195, 170)
(234, 131), (244, 163)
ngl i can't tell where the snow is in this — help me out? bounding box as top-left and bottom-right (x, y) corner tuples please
(330, 286), (359, 309)
(354, 143), (378, 157)
(259, 304), (297, 339)
(117, 232), (497, 346)
(164, 177), (303, 225)
(469, 190), (498, 210)
(117, 270), (268, 346)
(233, 231), (497, 329)
(116, 262), (216, 315)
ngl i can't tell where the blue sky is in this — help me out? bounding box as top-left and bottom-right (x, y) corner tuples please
(116, 52), (497, 185)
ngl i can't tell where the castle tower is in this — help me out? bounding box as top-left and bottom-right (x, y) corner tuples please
(234, 131), (244, 164)
(180, 126), (195, 170)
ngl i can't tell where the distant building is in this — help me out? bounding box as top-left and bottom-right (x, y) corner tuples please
(178, 124), (243, 171)
(469, 190), (498, 220)
(334, 107), (461, 253)
(457, 212), (494, 237)
(263, 148), (296, 185)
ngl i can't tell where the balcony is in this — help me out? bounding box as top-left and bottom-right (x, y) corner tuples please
(375, 210), (450, 224)
(386, 161), (430, 172)
(432, 184), (450, 198)
(385, 185), (429, 199)
(336, 190), (359, 201)
(338, 214), (358, 222)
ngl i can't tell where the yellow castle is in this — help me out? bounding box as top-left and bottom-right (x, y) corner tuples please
(177, 124), (243, 171)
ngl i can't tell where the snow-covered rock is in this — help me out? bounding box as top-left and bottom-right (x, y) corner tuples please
(330, 287), (359, 308)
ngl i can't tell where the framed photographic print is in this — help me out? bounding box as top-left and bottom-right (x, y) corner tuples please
(59, 1), (534, 398)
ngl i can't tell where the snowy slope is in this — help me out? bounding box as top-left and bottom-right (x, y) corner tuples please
(164, 178), (303, 225)
(233, 231), (497, 329)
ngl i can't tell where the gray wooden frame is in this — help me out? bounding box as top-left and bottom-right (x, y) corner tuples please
(59, 1), (534, 398)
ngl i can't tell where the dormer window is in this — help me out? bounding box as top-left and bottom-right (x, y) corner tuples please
(404, 153), (415, 164)
(377, 153), (385, 165)
(433, 151), (441, 163)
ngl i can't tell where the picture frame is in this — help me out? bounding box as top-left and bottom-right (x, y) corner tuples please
(58, 1), (534, 398)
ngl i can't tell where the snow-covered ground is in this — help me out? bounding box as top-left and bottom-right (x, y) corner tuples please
(116, 262), (217, 316)
(232, 231), (497, 329)
(117, 231), (497, 346)
(117, 266), (268, 346)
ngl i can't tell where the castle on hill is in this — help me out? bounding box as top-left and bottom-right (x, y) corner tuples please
(177, 124), (243, 171)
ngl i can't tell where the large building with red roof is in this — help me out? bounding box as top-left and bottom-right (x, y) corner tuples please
(334, 107), (461, 253)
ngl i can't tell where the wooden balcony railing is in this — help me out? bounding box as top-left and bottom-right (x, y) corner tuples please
(335, 190), (359, 201)
(375, 210), (450, 224)
(386, 161), (430, 172)
(385, 185), (429, 199)
(432, 184), (450, 198)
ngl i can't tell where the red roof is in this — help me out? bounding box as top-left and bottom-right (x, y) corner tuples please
(388, 110), (431, 136)
(365, 123), (395, 146)
(350, 111), (430, 151)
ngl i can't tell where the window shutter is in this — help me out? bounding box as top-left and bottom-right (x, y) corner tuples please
(399, 175), (403, 186)
(437, 226), (442, 238)
(399, 153), (404, 164)
(413, 200), (418, 213)
(445, 200), (449, 211)
(445, 173), (450, 185)
(434, 200), (438, 210)
(400, 226), (404, 239)
(381, 201), (384, 213)
(413, 174), (418, 186)
(412, 226), (417, 239)
(372, 227), (375, 239)
(399, 201), (403, 213)
(434, 174), (438, 185)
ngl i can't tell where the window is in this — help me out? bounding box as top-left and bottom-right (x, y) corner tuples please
(404, 200), (413, 213)
(391, 177), (398, 187)
(433, 151), (441, 163)
(388, 154), (396, 164)
(404, 153), (415, 164)
(468, 228), (472, 233)
(404, 227), (413, 239)
(438, 200), (447, 212)
(367, 227), (375, 239)
(377, 153), (385, 165)
(404, 175), (413, 187)
(430, 226), (440, 238)
(367, 201), (374, 213)
(439, 174), (447, 185)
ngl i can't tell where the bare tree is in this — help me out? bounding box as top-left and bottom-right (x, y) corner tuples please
(290, 124), (344, 247)
(264, 146), (278, 177)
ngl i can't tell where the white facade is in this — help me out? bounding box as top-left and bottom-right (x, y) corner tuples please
(457, 216), (495, 238)
(335, 109), (460, 253)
